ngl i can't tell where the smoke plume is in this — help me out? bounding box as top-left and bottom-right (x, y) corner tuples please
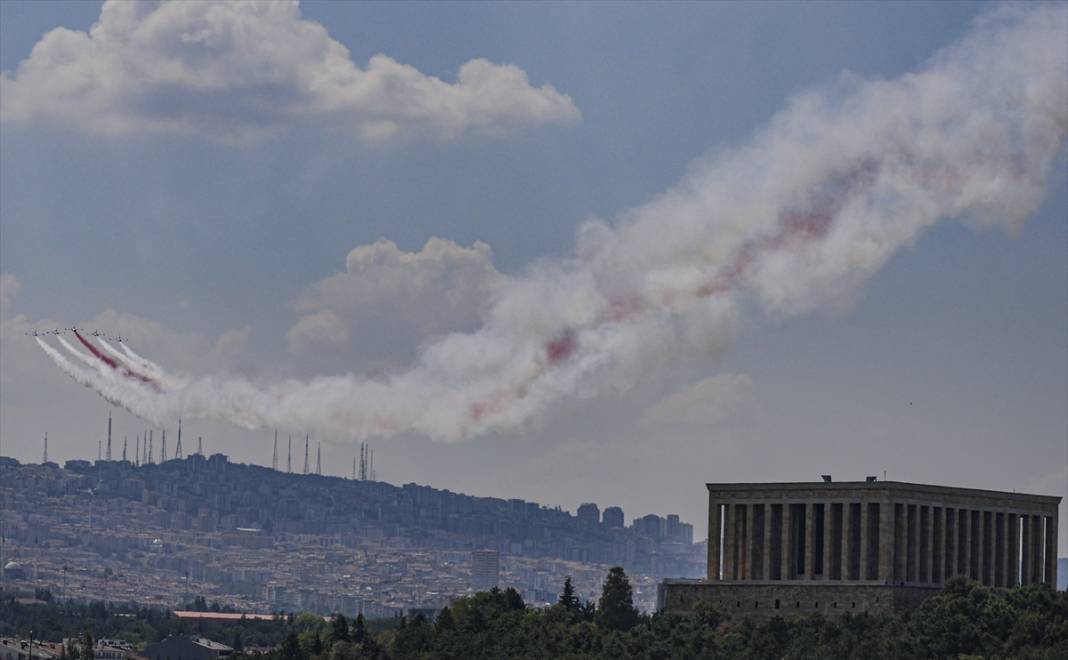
(39, 3), (1068, 441)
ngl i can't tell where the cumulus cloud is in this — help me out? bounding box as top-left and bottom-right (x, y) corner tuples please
(287, 310), (349, 356)
(289, 237), (503, 363)
(0, 274), (21, 317)
(0, 0), (579, 142)
(640, 373), (757, 428)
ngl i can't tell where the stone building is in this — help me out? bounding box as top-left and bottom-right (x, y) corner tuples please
(660, 478), (1060, 619)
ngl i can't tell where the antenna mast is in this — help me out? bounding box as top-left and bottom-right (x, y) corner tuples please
(175, 419), (183, 459)
(303, 435), (309, 475)
(123, 436), (127, 462)
(272, 430), (278, 470)
(316, 442), (321, 475)
(106, 411), (112, 461)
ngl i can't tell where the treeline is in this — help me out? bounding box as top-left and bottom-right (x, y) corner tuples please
(3, 569), (1067, 659)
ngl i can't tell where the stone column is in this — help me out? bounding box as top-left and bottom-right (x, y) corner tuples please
(925, 506), (934, 584)
(878, 501), (894, 582)
(823, 503), (834, 580)
(723, 502), (736, 580)
(738, 504), (750, 580)
(763, 503), (774, 581)
(1046, 515), (1059, 587)
(747, 504), (764, 576)
(708, 499), (721, 581)
(1030, 515), (1043, 584)
(1020, 512), (1031, 585)
(740, 504), (751, 580)
(844, 503), (856, 580)
(910, 505), (920, 583)
(781, 502), (793, 580)
(976, 510), (985, 585)
(804, 502), (816, 579)
(1008, 513), (1020, 587)
(858, 502), (870, 580)
(962, 508), (972, 580)
(934, 506), (945, 584)
(991, 510), (999, 585)
(945, 508), (957, 579)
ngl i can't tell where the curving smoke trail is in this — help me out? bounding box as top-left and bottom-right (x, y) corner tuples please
(41, 3), (1068, 441)
(37, 337), (131, 410)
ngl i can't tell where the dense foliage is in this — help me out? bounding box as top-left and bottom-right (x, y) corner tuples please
(3, 572), (1066, 659)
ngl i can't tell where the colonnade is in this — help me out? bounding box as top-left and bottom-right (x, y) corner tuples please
(707, 497), (1058, 588)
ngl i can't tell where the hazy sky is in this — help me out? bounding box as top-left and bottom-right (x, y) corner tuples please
(1, 1), (1065, 552)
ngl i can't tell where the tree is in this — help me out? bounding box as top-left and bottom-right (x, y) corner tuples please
(435, 606), (455, 634)
(558, 576), (580, 612)
(80, 632), (95, 660)
(280, 632), (303, 660)
(596, 566), (639, 632)
(330, 614), (350, 643)
(351, 613), (366, 644)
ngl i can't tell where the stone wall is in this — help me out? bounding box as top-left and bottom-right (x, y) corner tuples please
(659, 580), (939, 622)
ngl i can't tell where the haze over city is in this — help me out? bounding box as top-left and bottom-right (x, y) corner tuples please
(1, 0), (1065, 557)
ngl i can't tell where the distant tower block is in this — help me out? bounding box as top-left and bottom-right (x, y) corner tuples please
(272, 430), (278, 471)
(123, 436), (128, 462)
(316, 442), (321, 475)
(106, 411), (112, 461)
(43, 432), (48, 464)
(287, 435), (292, 473)
(197, 436), (203, 455)
(161, 430), (167, 464)
(471, 550), (500, 591)
(98, 439), (102, 461)
(175, 419), (183, 459)
(303, 435), (309, 475)
(148, 430), (153, 464)
(135, 434), (140, 466)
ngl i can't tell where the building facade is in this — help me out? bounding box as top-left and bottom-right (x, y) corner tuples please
(471, 549), (500, 590)
(660, 479), (1060, 619)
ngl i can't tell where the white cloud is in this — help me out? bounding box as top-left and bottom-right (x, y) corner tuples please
(0, 273), (21, 317)
(287, 310), (349, 356)
(640, 373), (757, 429)
(0, 0), (580, 142)
(289, 237), (502, 363)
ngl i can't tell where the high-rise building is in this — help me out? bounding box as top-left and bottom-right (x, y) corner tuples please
(471, 549), (500, 591)
(577, 502), (600, 527)
(602, 506), (625, 529)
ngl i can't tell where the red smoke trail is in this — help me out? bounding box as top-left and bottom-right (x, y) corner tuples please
(73, 329), (162, 391)
(467, 161), (877, 427)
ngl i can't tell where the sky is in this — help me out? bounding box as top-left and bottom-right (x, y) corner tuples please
(0, 1), (1065, 552)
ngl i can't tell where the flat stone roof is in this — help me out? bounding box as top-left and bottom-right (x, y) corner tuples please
(705, 480), (1060, 510)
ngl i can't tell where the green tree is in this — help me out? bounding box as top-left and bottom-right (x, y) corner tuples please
(280, 632), (303, 660)
(80, 632), (95, 660)
(558, 576), (580, 612)
(596, 566), (639, 632)
(330, 614), (349, 643)
(351, 614), (366, 645)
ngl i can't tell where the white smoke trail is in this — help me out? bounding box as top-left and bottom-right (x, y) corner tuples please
(99, 337), (186, 389)
(119, 340), (168, 378)
(56, 335), (102, 370)
(37, 337), (136, 410)
(42, 3), (1068, 440)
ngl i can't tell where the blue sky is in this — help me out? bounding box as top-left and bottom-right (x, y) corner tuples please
(0, 1), (1064, 550)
